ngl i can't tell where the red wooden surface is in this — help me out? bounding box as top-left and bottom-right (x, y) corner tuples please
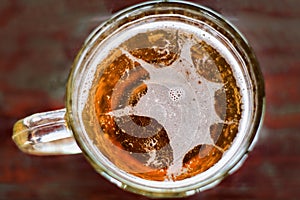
(1, 0), (299, 199)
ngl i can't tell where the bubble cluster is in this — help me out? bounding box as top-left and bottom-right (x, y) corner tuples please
(168, 87), (185, 102)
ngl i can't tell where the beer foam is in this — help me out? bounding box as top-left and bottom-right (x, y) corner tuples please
(109, 40), (225, 178)
(78, 19), (250, 179)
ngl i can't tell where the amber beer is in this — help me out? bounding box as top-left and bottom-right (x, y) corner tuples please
(81, 18), (247, 182)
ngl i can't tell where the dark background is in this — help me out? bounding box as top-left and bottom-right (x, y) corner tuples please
(1, 0), (299, 199)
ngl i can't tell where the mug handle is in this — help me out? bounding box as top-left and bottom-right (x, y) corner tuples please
(12, 109), (82, 155)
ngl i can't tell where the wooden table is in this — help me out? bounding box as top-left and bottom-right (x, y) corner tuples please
(1, 0), (299, 199)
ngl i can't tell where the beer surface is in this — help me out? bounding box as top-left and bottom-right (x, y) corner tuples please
(91, 28), (242, 181)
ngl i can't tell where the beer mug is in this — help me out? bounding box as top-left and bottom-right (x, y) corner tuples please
(12, 1), (265, 198)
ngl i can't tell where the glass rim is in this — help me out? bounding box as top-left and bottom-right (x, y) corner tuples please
(66, 0), (265, 197)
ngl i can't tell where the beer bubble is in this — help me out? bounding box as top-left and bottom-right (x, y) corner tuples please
(169, 87), (185, 102)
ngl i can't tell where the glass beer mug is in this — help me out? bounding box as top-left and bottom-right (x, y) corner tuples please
(12, 1), (265, 198)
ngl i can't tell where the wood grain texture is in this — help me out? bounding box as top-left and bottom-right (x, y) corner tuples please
(0, 0), (299, 199)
